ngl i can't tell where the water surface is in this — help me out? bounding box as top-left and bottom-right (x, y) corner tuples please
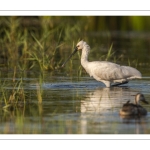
(0, 72), (150, 134)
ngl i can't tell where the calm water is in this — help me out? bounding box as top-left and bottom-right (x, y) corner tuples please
(1, 31), (150, 134)
(0, 72), (150, 134)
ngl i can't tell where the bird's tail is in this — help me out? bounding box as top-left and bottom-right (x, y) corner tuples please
(121, 66), (142, 79)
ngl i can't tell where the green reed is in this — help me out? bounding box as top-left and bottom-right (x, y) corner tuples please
(105, 43), (114, 61)
(0, 17), (67, 72)
(0, 16), (144, 73)
(0, 67), (26, 110)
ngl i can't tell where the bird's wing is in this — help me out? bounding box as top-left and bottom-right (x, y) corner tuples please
(126, 100), (130, 104)
(121, 104), (137, 115)
(88, 61), (141, 81)
(121, 66), (142, 79)
(88, 61), (125, 80)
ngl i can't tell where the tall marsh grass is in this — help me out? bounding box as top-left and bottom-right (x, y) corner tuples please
(0, 17), (73, 72)
(0, 16), (148, 72)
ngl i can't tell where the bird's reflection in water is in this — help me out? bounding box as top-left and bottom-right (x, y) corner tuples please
(79, 87), (147, 134)
(81, 87), (139, 113)
(120, 115), (148, 134)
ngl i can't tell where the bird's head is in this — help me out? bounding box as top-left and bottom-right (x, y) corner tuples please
(75, 40), (86, 50)
(61, 40), (86, 67)
(135, 93), (149, 105)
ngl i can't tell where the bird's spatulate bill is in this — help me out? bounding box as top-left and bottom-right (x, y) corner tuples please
(61, 48), (78, 67)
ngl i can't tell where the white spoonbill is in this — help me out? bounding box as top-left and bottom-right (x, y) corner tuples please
(62, 40), (142, 87)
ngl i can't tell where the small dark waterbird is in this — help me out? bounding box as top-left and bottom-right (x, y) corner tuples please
(119, 93), (149, 116)
(62, 40), (142, 87)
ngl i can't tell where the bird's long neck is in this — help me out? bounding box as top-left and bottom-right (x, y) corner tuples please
(135, 97), (139, 105)
(81, 44), (90, 68)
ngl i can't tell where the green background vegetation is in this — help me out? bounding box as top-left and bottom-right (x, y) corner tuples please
(0, 16), (150, 72)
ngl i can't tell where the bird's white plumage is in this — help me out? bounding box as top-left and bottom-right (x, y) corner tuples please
(77, 40), (142, 87)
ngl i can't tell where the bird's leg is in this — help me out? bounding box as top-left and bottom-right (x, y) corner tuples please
(102, 81), (111, 88)
(112, 81), (129, 87)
